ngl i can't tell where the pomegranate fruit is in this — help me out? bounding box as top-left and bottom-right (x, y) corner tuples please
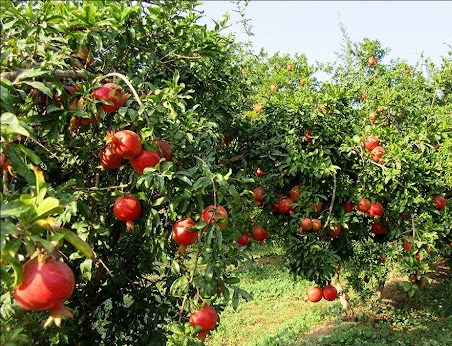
(255, 168), (263, 177)
(306, 286), (323, 302)
(299, 218), (313, 232)
(278, 197), (293, 215)
(364, 135), (379, 151)
(357, 198), (371, 213)
(99, 146), (123, 170)
(371, 146), (385, 162)
(92, 83), (129, 114)
(130, 149), (161, 175)
(189, 305), (218, 341)
(251, 225), (268, 243)
(432, 195), (446, 211)
(368, 112), (377, 123)
(344, 199), (354, 213)
(253, 186), (265, 206)
(312, 219), (322, 232)
(200, 205), (228, 230)
(290, 185), (301, 202)
(404, 241), (412, 251)
(113, 194), (142, 232)
(371, 220), (387, 235)
(328, 224), (341, 239)
(172, 218), (198, 253)
(13, 256), (75, 328)
(107, 130), (142, 160)
(237, 234), (249, 246)
(322, 285), (338, 301)
(153, 140), (172, 162)
(368, 202), (384, 218)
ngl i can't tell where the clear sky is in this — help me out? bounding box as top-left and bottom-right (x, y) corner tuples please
(197, 1), (452, 66)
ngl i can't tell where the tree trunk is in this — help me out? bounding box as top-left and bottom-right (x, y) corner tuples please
(331, 270), (356, 321)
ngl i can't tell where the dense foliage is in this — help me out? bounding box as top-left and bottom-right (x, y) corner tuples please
(1, 1), (450, 345)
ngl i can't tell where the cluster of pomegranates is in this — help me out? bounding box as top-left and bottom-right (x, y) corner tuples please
(364, 135), (384, 163)
(306, 284), (338, 303)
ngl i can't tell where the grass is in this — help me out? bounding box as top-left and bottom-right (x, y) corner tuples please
(205, 244), (452, 346)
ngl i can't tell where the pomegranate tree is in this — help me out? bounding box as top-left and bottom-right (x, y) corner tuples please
(113, 194), (142, 231)
(13, 256), (75, 328)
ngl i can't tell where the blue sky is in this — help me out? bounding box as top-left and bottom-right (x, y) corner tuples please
(197, 1), (452, 66)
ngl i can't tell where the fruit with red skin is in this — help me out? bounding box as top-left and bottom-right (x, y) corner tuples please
(361, 92), (367, 100)
(300, 80), (306, 87)
(432, 195), (446, 211)
(322, 285), (338, 301)
(237, 234), (249, 246)
(190, 305), (218, 341)
(254, 104), (263, 113)
(153, 140), (172, 162)
(434, 144), (440, 151)
(13, 256), (75, 328)
(113, 194), (142, 232)
(381, 255), (386, 262)
(251, 225), (268, 243)
(400, 213), (409, 221)
(92, 83), (129, 114)
(99, 146), (123, 170)
(270, 84), (277, 92)
(130, 149), (161, 175)
(278, 197), (293, 215)
(290, 185), (301, 203)
(253, 186), (265, 206)
(371, 146), (385, 162)
(310, 201), (322, 214)
(368, 57), (377, 66)
(200, 205), (228, 230)
(172, 218), (198, 253)
(379, 106), (386, 113)
(306, 286), (323, 302)
(364, 135), (379, 151)
(287, 64), (293, 71)
(304, 131), (313, 145)
(369, 112), (377, 123)
(255, 168), (263, 177)
(272, 202), (280, 213)
(403, 242), (412, 251)
(299, 218), (313, 232)
(329, 224), (341, 238)
(371, 220), (387, 235)
(427, 247), (432, 253)
(344, 199), (354, 213)
(107, 130), (142, 160)
(312, 219), (321, 232)
(357, 198), (371, 213)
(368, 202), (384, 218)
(221, 133), (233, 145)
(415, 253), (420, 261)
(363, 276), (370, 283)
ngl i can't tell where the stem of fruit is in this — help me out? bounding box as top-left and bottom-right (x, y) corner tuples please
(97, 72), (150, 124)
(322, 173), (336, 232)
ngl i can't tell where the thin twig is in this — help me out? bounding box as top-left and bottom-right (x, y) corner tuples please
(322, 173), (337, 232)
(99, 258), (114, 277)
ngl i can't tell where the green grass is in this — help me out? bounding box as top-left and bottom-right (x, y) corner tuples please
(205, 244), (452, 346)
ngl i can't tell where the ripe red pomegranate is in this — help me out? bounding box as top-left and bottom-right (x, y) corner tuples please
(404, 241), (412, 251)
(368, 112), (377, 123)
(278, 197), (293, 215)
(253, 186), (265, 206)
(172, 218), (198, 253)
(344, 199), (354, 213)
(154, 140), (172, 162)
(99, 146), (123, 170)
(13, 256), (75, 328)
(92, 83), (129, 114)
(113, 194), (142, 231)
(312, 219), (321, 232)
(251, 225), (268, 243)
(237, 234), (249, 246)
(322, 285), (338, 301)
(364, 135), (379, 151)
(107, 130), (142, 160)
(328, 224), (341, 239)
(357, 198), (371, 213)
(371, 220), (387, 235)
(290, 185), (301, 202)
(371, 146), (385, 162)
(255, 168), (263, 177)
(368, 202), (384, 218)
(306, 286), (323, 302)
(432, 195), (446, 211)
(200, 205), (228, 230)
(130, 149), (161, 175)
(190, 305), (218, 341)
(299, 218), (313, 232)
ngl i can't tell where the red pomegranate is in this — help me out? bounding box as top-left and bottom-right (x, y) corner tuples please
(172, 218), (198, 253)
(130, 149), (161, 175)
(344, 199), (354, 213)
(306, 285), (323, 302)
(200, 205), (228, 230)
(371, 220), (387, 235)
(299, 218), (313, 232)
(153, 140), (172, 162)
(322, 285), (338, 301)
(368, 202), (384, 218)
(189, 305), (218, 341)
(328, 224), (342, 239)
(113, 194), (142, 232)
(357, 198), (371, 213)
(107, 130), (142, 160)
(278, 197), (293, 215)
(253, 186), (265, 206)
(99, 146), (123, 170)
(92, 83), (129, 114)
(290, 185), (301, 202)
(237, 234), (249, 246)
(13, 256), (75, 328)
(251, 225), (268, 243)
(364, 135), (379, 151)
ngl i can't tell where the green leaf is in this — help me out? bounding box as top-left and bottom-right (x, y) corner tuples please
(0, 112), (30, 137)
(170, 276), (190, 296)
(7, 144), (35, 184)
(57, 228), (94, 260)
(31, 197), (63, 222)
(0, 200), (30, 218)
(33, 167), (47, 204)
(13, 69), (49, 83)
(20, 81), (53, 98)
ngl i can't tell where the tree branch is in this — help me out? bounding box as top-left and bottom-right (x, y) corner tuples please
(2, 69), (94, 81)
